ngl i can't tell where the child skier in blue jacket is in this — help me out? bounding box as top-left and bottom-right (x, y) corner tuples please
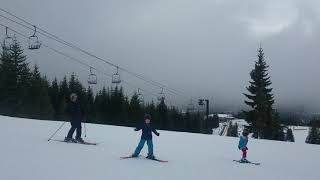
(238, 130), (249, 162)
(132, 114), (160, 159)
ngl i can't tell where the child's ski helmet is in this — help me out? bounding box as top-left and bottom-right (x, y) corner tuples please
(242, 129), (249, 136)
(144, 114), (151, 120)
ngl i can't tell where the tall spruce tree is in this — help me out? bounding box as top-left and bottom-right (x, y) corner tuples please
(244, 47), (282, 140)
(145, 100), (156, 126)
(0, 38), (30, 115)
(95, 87), (110, 123)
(157, 99), (168, 129)
(26, 65), (53, 119)
(0, 49), (14, 114)
(49, 78), (60, 119)
(86, 86), (95, 123)
(129, 92), (143, 126)
(59, 76), (69, 101)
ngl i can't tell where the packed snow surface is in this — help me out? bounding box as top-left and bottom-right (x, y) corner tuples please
(0, 115), (319, 180)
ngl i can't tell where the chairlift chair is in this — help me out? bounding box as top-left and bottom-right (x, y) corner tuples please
(112, 67), (121, 84)
(2, 27), (14, 50)
(28, 26), (41, 50)
(87, 67), (97, 85)
(137, 88), (144, 103)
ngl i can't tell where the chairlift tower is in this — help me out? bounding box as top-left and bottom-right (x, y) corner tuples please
(199, 99), (209, 120)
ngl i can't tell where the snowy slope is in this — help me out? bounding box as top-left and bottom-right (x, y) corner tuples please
(0, 115), (320, 180)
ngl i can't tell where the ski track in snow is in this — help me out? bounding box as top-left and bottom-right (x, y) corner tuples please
(0, 115), (319, 180)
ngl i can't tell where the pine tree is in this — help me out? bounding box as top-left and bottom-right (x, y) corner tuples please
(243, 47), (282, 140)
(270, 111), (285, 141)
(0, 38), (30, 115)
(26, 65), (53, 119)
(95, 87), (110, 124)
(86, 86), (95, 123)
(122, 96), (130, 125)
(145, 100), (156, 119)
(109, 86), (126, 124)
(128, 92), (143, 126)
(10, 39), (31, 112)
(306, 124), (320, 144)
(286, 128), (295, 142)
(57, 96), (66, 120)
(69, 73), (77, 93)
(49, 78), (60, 119)
(59, 76), (69, 102)
(69, 73), (86, 106)
(0, 49), (14, 114)
(157, 99), (168, 129)
(168, 107), (180, 130)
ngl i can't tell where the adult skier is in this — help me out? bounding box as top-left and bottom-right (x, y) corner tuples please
(64, 93), (85, 143)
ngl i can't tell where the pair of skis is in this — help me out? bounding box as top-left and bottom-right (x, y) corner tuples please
(233, 160), (260, 165)
(53, 140), (257, 165)
(53, 140), (167, 162)
(53, 139), (98, 146)
(120, 156), (168, 163)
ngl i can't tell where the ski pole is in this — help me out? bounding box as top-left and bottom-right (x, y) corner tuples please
(48, 121), (66, 141)
(84, 121), (87, 138)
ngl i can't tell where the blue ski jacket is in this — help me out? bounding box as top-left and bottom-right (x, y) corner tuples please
(238, 136), (248, 149)
(135, 122), (159, 140)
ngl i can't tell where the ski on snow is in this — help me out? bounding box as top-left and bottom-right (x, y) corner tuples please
(52, 139), (98, 146)
(233, 160), (260, 165)
(120, 156), (168, 163)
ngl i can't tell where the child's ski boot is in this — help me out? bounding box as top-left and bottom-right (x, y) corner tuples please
(131, 154), (139, 158)
(240, 158), (249, 163)
(146, 155), (156, 160)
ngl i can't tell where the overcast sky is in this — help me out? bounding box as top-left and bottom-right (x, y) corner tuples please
(1, 0), (320, 112)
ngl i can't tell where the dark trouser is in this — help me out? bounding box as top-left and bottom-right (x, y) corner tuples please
(67, 121), (81, 139)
